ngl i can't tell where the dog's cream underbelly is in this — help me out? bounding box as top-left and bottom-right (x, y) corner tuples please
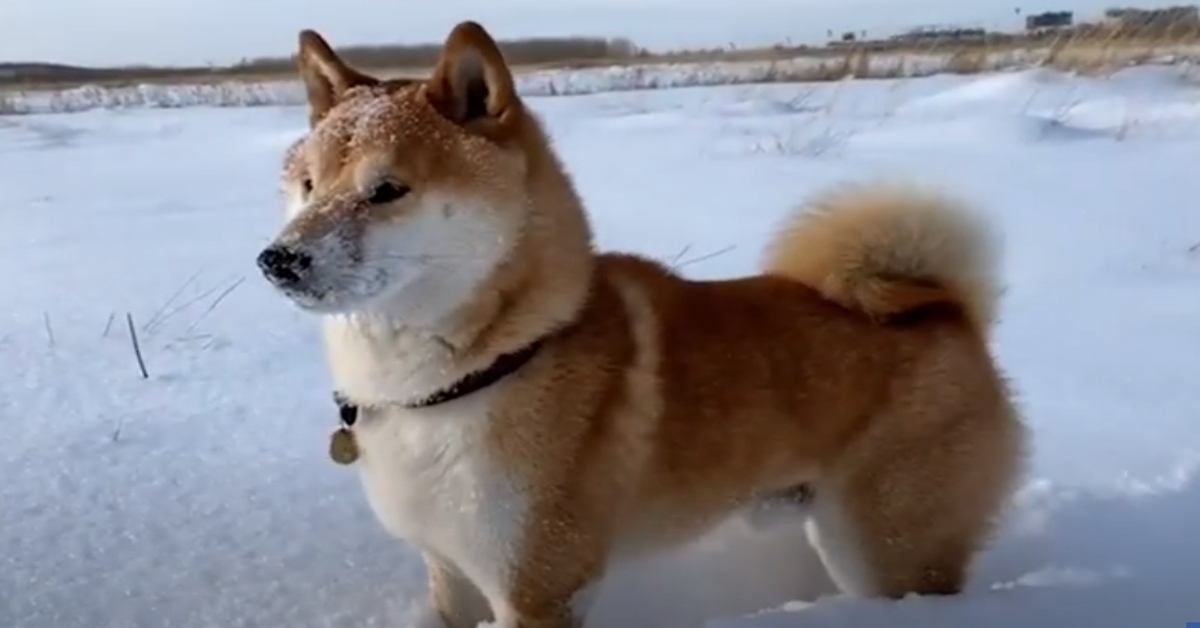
(352, 396), (528, 606)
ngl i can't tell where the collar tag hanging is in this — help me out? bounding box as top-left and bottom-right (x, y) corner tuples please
(329, 427), (359, 465)
(328, 393), (360, 466)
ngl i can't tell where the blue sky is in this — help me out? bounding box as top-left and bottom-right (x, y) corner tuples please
(0, 0), (1169, 67)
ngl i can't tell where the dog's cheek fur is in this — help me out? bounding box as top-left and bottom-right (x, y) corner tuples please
(355, 193), (521, 324)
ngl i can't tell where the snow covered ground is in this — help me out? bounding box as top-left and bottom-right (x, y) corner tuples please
(3, 67), (1199, 627)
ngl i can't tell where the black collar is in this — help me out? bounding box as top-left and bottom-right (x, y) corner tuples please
(332, 339), (544, 425)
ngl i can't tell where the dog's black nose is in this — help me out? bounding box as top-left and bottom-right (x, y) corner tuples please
(257, 245), (311, 285)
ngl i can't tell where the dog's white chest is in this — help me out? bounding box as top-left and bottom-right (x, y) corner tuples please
(352, 399), (527, 600)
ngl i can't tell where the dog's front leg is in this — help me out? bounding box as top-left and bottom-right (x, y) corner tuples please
(494, 518), (610, 628)
(495, 606), (581, 628)
(425, 552), (495, 628)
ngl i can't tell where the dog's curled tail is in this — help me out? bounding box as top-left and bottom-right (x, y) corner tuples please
(762, 181), (1001, 333)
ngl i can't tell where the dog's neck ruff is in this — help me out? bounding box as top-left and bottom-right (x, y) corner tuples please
(333, 339), (545, 422)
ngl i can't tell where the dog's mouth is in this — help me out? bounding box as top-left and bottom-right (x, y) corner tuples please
(277, 283), (330, 309)
(260, 259), (397, 317)
(263, 275), (332, 312)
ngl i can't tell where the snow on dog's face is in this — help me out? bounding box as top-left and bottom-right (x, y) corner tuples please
(259, 23), (529, 321)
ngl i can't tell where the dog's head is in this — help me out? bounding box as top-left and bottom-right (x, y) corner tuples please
(258, 22), (534, 321)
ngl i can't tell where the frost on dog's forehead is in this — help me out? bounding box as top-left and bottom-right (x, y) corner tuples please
(311, 86), (432, 155)
(277, 88), (432, 191)
(293, 82), (505, 188)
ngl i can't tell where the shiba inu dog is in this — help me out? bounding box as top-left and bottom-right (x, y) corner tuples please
(257, 21), (1027, 628)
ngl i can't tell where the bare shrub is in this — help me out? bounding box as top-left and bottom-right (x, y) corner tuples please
(946, 48), (991, 74)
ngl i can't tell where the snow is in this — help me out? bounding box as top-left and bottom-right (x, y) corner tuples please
(3, 66), (1200, 627)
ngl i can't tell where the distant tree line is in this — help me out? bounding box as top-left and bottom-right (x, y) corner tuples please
(0, 36), (639, 87)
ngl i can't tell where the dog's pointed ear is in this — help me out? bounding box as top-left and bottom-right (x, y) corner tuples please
(297, 29), (379, 127)
(425, 21), (520, 139)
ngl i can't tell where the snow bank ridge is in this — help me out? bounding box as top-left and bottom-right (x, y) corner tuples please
(2, 45), (1197, 115)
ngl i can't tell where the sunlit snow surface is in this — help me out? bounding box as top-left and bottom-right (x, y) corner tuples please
(3, 67), (1200, 627)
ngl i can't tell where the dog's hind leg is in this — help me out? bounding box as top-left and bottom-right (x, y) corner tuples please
(805, 402), (1025, 598)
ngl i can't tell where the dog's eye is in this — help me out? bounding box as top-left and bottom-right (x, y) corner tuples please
(301, 179), (313, 195)
(368, 181), (410, 205)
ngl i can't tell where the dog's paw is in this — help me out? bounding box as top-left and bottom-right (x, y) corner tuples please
(400, 603), (447, 628)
